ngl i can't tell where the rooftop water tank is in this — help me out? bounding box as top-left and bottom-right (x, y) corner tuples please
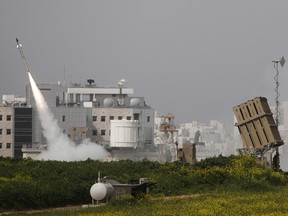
(110, 120), (139, 148)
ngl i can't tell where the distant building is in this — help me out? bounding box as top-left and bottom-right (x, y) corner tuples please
(154, 112), (178, 162)
(178, 120), (227, 160)
(1, 79), (239, 162)
(25, 80), (154, 149)
(1, 79), (157, 161)
(0, 95), (32, 158)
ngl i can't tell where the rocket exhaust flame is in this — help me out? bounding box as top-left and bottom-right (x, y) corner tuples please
(28, 70), (108, 161)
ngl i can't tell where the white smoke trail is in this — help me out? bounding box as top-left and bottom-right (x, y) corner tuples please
(28, 72), (109, 161)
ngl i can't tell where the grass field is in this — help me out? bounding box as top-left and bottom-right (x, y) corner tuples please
(3, 185), (288, 216)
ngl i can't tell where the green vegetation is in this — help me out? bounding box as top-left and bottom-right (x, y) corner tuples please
(0, 155), (287, 215)
(3, 187), (288, 216)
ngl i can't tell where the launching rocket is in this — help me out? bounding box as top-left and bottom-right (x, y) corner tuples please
(16, 38), (31, 73)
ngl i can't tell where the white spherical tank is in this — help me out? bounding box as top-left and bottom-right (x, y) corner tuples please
(130, 98), (141, 107)
(103, 98), (114, 107)
(110, 120), (139, 148)
(90, 182), (114, 201)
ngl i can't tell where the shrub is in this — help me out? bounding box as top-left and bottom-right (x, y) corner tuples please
(1, 155), (287, 211)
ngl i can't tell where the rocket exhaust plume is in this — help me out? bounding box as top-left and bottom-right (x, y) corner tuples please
(16, 38), (107, 161)
(27, 72), (108, 161)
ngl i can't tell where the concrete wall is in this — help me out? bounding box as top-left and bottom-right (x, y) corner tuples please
(0, 106), (14, 157)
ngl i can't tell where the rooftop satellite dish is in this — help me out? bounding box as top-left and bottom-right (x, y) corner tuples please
(280, 56), (285, 67)
(273, 56), (285, 67)
(117, 79), (127, 88)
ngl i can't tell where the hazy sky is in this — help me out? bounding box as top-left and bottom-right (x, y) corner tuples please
(1, 0), (288, 131)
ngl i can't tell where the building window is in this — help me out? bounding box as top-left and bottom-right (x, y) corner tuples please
(118, 116), (123, 120)
(0, 143), (2, 149)
(0, 129), (2, 135)
(6, 143), (11, 149)
(101, 116), (106, 122)
(101, 130), (106, 136)
(6, 129), (11, 135)
(62, 115), (65, 122)
(109, 130), (111, 136)
(6, 115), (11, 121)
(134, 113), (139, 120)
(93, 129), (97, 136)
(93, 116), (97, 122)
(0, 115), (2, 121)
(110, 116), (114, 121)
(147, 116), (150, 122)
(127, 116), (131, 120)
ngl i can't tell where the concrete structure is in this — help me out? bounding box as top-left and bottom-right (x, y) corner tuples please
(177, 143), (196, 164)
(0, 106), (14, 158)
(154, 113), (178, 162)
(1, 80), (238, 163)
(26, 80), (154, 146)
(0, 95), (32, 158)
(19, 79), (155, 161)
(110, 120), (139, 148)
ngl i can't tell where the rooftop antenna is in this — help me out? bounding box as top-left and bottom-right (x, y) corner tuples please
(117, 79), (127, 106)
(97, 171), (101, 183)
(272, 56), (285, 170)
(63, 65), (66, 86)
(272, 56), (285, 126)
(16, 38), (31, 73)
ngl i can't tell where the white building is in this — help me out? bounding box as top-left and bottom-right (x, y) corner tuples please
(1, 79), (157, 161)
(178, 120), (228, 160)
